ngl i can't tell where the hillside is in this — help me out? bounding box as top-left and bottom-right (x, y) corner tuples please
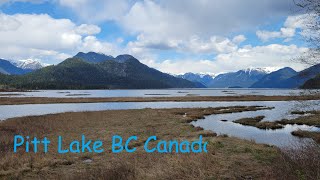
(0, 59), (28, 75)
(74, 52), (114, 63)
(251, 67), (297, 88)
(208, 68), (268, 88)
(0, 54), (197, 89)
(176, 73), (215, 87)
(301, 74), (320, 89)
(278, 64), (320, 88)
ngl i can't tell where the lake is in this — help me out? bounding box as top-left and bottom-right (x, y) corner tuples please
(1, 100), (319, 147)
(0, 88), (318, 98)
(1, 88), (319, 147)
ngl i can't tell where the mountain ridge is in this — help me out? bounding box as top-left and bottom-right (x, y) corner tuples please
(0, 53), (197, 89)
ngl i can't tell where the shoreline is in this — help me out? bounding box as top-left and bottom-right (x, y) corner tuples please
(0, 95), (320, 105)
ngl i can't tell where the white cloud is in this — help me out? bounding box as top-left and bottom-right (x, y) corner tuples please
(58, 0), (130, 23)
(256, 14), (313, 42)
(126, 34), (244, 55)
(121, 0), (294, 38)
(81, 36), (120, 55)
(0, 13), (117, 64)
(75, 24), (101, 35)
(0, 13), (21, 31)
(232, 35), (246, 44)
(142, 44), (308, 74)
(0, 0), (46, 5)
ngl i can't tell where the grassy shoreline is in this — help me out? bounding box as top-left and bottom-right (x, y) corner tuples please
(0, 106), (279, 179)
(0, 94), (320, 105)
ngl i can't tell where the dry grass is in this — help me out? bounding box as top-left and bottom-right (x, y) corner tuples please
(234, 116), (284, 130)
(278, 111), (320, 127)
(272, 141), (320, 180)
(291, 130), (320, 144)
(0, 94), (320, 105)
(0, 106), (279, 179)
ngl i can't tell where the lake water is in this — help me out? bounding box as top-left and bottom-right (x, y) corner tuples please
(1, 100), (320, 147)
(1, 101), (319, 121)
(0, 89), (320, 146)
(0, 89), (317, 98)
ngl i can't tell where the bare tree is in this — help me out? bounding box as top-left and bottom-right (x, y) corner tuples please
(294, 0), (320, 66)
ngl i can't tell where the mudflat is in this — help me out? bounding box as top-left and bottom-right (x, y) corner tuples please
(1, 94), (320, 105)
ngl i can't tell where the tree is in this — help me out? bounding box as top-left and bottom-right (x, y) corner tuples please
(294, 0), (320, 66)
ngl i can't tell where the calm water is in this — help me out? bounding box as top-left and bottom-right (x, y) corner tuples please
(1, 100), (319, 147)
(1, 101), (319, 121)
(192, 112), (319, 147)
(0, 89), (317, 98)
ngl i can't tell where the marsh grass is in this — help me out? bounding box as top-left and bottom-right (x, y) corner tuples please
(0, 94), (319, 105)
(291, 130), (320, 144)
(234, 116), (284, 130)
(0, 106), (279, 179)
(277, 111), (320, 127)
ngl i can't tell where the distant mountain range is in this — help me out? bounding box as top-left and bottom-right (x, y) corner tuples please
(301, 74), (320, 89)
(12, 59), (49, 70)
(0, 52), (319, 89)
(250, 67), (298, 88)
(0, 59), (30, 75)
(0, 58), (46, 75)
(208, 68), (270, 88)
(179, 68), (272, 88)
(176, 73), (215, 87)
(0, 53), (197, 89)
(178, 65), (320, 89)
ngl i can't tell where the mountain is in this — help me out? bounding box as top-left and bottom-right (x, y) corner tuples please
(0, 53), (197, 89)
(250, 67), (298, 88)
(0, 59), (27, 75)
(275, 64), (320, 88)
(12, 59), (48, 70)
(176, 73), (216, 87)
(301, 74), (320, 89)
(207, 68), (270, 88)
(74, 52), (115, 63)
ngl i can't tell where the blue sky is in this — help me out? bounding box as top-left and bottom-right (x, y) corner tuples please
(0, 0), (311, 74)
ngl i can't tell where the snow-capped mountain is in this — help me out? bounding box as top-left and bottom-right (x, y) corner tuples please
(13, 59), (49, 70)
(208, 68), (272, 88)
(243, 67), (281, 74)
(176, 72), (216, 87)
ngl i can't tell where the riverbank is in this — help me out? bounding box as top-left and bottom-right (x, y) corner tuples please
(0, 107), (279, 179)
(1, 94), (320, 105)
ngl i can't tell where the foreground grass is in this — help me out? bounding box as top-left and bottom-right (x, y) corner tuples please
(0, 94), (320, 105)
(0, 106), (280, 179)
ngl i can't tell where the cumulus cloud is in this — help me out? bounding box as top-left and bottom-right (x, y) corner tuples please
(58, 0), (130, 23)
(256, 14), (313, 42)
(0, 14), (21, 31)
(232, 35), (246, 44)
(0, 0), (47, 5)
(127, 34), (245, 55)
(0, 13), (117, 64)
(121, 0), (294, 38)
(75, 24), (101, 35)
(142, 44), (308, 74)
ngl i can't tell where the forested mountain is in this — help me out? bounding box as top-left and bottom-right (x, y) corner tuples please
(251, 67), (298, 88)
(301, 74), (320, 89)
(176, 73), (215, 87)
(0, 53), (197, 89)
(0, 59), (29, 75)
(207, 68), (269, 88)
